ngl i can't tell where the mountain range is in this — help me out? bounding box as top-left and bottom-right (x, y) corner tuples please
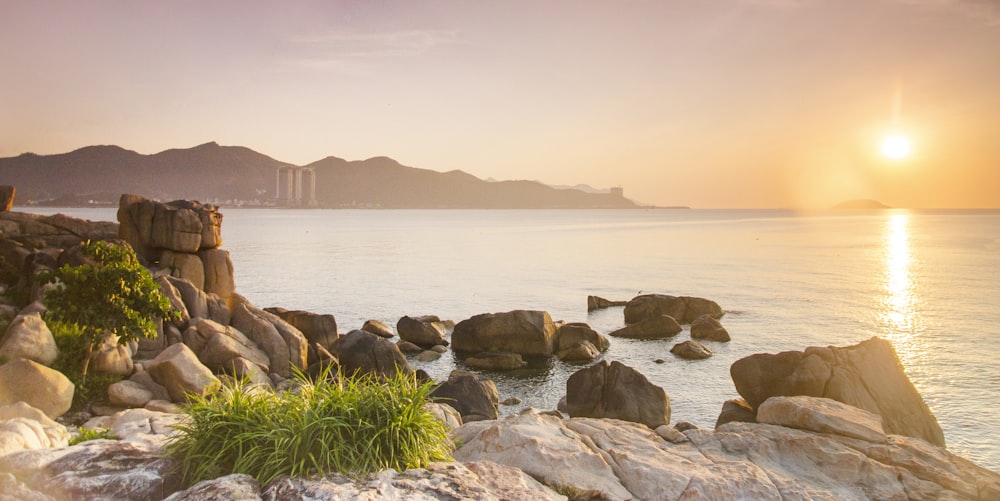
(0, 142), (638, 209)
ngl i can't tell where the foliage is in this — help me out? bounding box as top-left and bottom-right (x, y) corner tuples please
(49, 320), (122, 410)
(39, 240), (176, 379)
(69, 427), (117, 445)
(165, 369), (454, 486)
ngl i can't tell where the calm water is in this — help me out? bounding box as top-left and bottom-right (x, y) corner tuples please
(32, 207), (1000, 471)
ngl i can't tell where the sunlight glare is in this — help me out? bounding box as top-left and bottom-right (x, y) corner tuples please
(881, 134), (911, 160)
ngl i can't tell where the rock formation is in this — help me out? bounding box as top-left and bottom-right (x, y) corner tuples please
(690, 314), (730, 342)
(430, 370), (499, 422)
(396, 315), (448, 348)
(730, 336), (946, 446)
(587, 295), (626, 311)
(564, 360), (671, 429)
(451, 310), (557, 356)
(670, 339), (713, 360)
(623, 293), (724, 324)
(609, 314), (683, 339)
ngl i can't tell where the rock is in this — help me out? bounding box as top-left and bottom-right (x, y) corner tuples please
(265, 308), (339, 363)
(730, 337), (946, 446)
(0, 358), (74, 419)
(162, 473), (260, 501)
(87, 334), (134, 376)
(556, 340), (601, 362)
(554, 322), (609, 352)
(0, 186), (14, 211)
(397, 315), (448, 348)
(199, 248), (235, 301)
(623, 293), (724, 325)
(430, 344), (448, 354)
(452, 310), (557, 356)
(230, 296), (307, 378)
(118, 195), (222, 260)
(160, 251), (205, 291)
(165, 276), (208, 321)
(670, 340), (713, 360)
(361, 319), (394, 338)
(715, 398), (756, 428)
(500, 396), (522, 406)
(655, 424), (688, 443)
(0, 313), (58, 366)
(463, 352), (527, 370)
(191, 318), (270, 374)
(83, 407), (185, 448)
(0, 402), (69, 457)
(144, 400), (181, 414)
(424, 402), (463, 430)
(396, 339), (423, 354)
(332, 330), (409, 379)
(128, 370), (172, 402)
(565, 360), (670, 429)
(690, 314), (731, 342)
(431, 370), (499, 422)
(587, 295), (627, 311)
(609, 314), (682, 339)
(0, 439), (182, 500)
(757, 395), (887, 443)
(226, 357), (273, 388)
(107, 380), (154, 408)
(147, 343), (220, 402)
(205, 293), (231, 326)
(155, 276), (191, 329)
(415, 350), (442, 362)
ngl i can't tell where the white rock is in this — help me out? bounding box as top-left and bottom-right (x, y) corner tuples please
(757, 395), (887, 443)
(107, 380), (154, 408)
(0, 313), (58, 366)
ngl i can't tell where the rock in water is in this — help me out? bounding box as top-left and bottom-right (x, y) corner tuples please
(690, 314), (731, 342)
(332, 330), (409, 379)
(587, 295), (626, 311)
(623, 294), (724, 324)
(565, 360), (670, 428)
(730, 336), (945, 446)
(757, 395), (887, 443)
(609, 315), (682, 339)
(670, 340), (713, 360)
(396, 315), (448, 348)
(452, 310), (557, 356)
(431, 370), (499, 422)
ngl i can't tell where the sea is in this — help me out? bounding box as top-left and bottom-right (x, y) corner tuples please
(29, 207), (1000, 472)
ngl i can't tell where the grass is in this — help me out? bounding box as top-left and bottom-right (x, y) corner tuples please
(69, 427), (117, 445)
(164, 368), (453, 486)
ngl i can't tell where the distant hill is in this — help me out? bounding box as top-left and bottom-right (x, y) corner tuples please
(833, 199), (890, 209)
(0, 142), (638, 209)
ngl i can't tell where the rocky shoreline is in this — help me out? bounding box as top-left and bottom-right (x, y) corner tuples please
(0, 196), (997, 500)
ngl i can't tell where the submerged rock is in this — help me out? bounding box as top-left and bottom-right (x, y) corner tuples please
(587, 295), (627, 311)
(670, 340), (713, 360)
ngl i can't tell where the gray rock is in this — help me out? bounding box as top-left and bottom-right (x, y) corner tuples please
(554, 322), (609, 352)
(147, 343), (220, 402)
(431, 370), (499, 422)
(587, 295), (627, 311)
(160, 251), (205, 291)
(623, 293), (724, 325)
(463, 352), (526, 370)
(165, 276), (208, 321)
(715, 398), (756, 428)
(757, 395), (887, 443)
(107, 380), (154, 408)
(397, 315), (448, 348)
(556, 340), (602, 362)
(609, 314), (682, 339)
(163, 474), (261, 501)
(0, 358), (74, 419)
(690, 314), (731, 342)
(565, 360), (670, 429)
(199, 248), (235, 301)
(333, 330), (409, 379)
(452, 310), (557, 356)
(670, 340), (713, 360)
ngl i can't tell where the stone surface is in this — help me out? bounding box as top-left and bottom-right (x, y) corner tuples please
(265, 307), (339, 363)
(88, 334), (134, 376)
(0, 185), (14, 211)
(199, 248), (235, 301)
(397, 315), (449, 348)
(715, 398), (756, 428)
(431, 370), (499, 422)
(556, 340), (602, 362)
(0, 402), (69, 457)
(396, 339), (423, 354)
(690, 314), (731, 342)
(160, 251), (205, 291)
(230, 296), (307, 378)
(155, 276), (191, 329)
(587, 295), (627, 311)
(609, 314), (683, 339)
(670, 339), (713, 360)
(191, 318), (270, 374)
(757, 395), (887, 443)
(0, 312), (58, 366)
(82, 407), (186, 448)
(117, 194), (221, 261)
(165, 275), (208, 321)
(623, 293), (724, 325)
(332, 329), (409, 379)
(107, 379), (154, 408)
(162, 473), (260, 501)
(554, 322), (609, 353)
(565, 360), (670, 429)
(361, 319), (395, 338)
(0, 358), (74, 418)
(451, 310), (557, 356)
(730, 336), (946, 446)
(463, 352), (527, 370)
(425, 402), (463, 431)
(147, 343), (220, 402)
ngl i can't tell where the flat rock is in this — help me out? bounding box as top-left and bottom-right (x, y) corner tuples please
(757, 395), (887, 443)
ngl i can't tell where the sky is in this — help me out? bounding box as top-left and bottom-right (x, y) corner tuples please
(2, 0), (999, 208)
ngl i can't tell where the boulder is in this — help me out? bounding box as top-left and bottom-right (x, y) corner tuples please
(191, 318), (270, 373)
(225, 357), (273, 388)
(670, 340), (713, 360)
(556, 340), (602, 362)
(107, 380), (154, 408)
(361, 319), (394, 338)
(587, 295), (627, 311)
(0, 185), (14, 211)
(205, 293), (231, 325)
(554, 322), (609, 352)
(165, 276), (208, 321)
(424, 402), (463, 431)
(431, 370), (499, 422)
(623, 294), (724, 325)
(199, 248), (235, 301)
(565, 360), (670, 429)
(0, 313), (58, 366)
(414, 350), (442, 362)
(128, 370), (171, 403)
(88, 334), (134, 376)
(396, 339), (423, 354)
(396, 315), (449, 348)
(147, 343), (220, 402)
(0, 402), (69, 457)
(230, 297), (307, 378)
(265, 308), (339, 362)
(0, 358), (74, 418)
(690, 314), (731, 342)
(463, 352), (527, 370)
(609, 314), (682, 339)
(730, 337), (946, 446)
(163, 474), (261, 500)
(715, 398), (756, 428)
(155, 276), (191, 329)
(757, 395), (887, 443)
(332, 330), (409, 379)
(160, 251), (205, 291)
(452, 310), (557, 356)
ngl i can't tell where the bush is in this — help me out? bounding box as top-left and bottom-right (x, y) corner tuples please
(165, 369), (453, 486)
(49, 320), (122, 411)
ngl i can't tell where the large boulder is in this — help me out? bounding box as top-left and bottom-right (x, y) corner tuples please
(609, 314), (682, 339)
(430, 370), (499, 422)
(757, 395), (887, 444)
(554, 322), (609, 352)
(155, 276), (191, 329)
(463, 352), (527, 371)
(0, 359), (74, 419)
(332, 329), (409, 379)
(230, 296), (307, 378)
(265, 308), (339, 357)
(107, 380), (154, 409)
(87, 334), (134, 376)
(587, 295), (627, 311)
(715, 398), (756, 428)
(670, 340), (713, 360)
(565, 360), (670, 429)
(160, 251), (205, 291)
(165, 276), (208, 321)
(690, 314), (731, 342)
(451, 310), (557, 356)
(189, 318), (270, 374)
(623, 294), (724, 325)
(730, 337), (945, 447)
(0, 402), (69, 457)
(117, 195), (223, 262)
(199, 248), (235, 302)
(147, 343), (220, 402)
(0, 313), (58, 366)
(396, 315), (448, 348)
(361, 319), (394, 338)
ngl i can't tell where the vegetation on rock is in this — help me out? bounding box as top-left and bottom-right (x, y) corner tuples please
(165, 368), (453, 486)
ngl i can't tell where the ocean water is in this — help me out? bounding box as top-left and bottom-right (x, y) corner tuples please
(33, 207), (1000, 471)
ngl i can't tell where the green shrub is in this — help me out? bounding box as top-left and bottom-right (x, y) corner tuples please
(49, 320), (122, 410)
(69, 427), (117, 445)
(165, 369), (454, 486)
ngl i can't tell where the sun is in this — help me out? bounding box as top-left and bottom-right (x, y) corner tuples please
(881, 134), (911, 160)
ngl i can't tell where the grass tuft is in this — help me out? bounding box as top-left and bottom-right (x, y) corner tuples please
(69, 427), (117, 445)
(164, 368), (453, 486)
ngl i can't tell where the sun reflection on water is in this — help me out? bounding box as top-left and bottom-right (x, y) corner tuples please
(880, 212), (923, 368)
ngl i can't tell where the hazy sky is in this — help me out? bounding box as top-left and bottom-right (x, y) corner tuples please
(3, 0), (999, 208)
